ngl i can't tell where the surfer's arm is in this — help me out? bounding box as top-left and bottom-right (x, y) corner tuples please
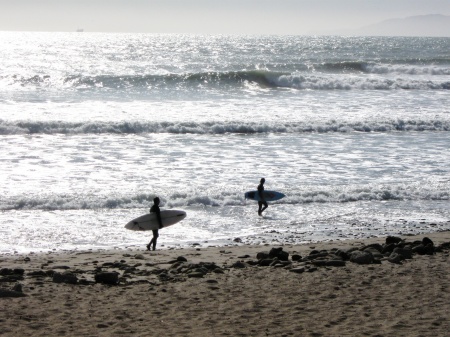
(156, 208), (163, 228)
(150, 205), (163, 228)
(257, 186), (265, 201)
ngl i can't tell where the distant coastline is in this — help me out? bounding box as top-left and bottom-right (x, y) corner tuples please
(310, 14), (450, 37)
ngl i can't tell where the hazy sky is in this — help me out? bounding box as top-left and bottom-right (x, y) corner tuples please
(1, 0), (449, 35)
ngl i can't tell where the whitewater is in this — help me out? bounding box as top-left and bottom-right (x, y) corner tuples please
(1, 32), (449, 253)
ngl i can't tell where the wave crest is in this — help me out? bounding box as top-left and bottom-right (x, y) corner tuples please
(3, 67), (449, 91)
(2, 184), (448, 211)
(1, 119), (449, 135)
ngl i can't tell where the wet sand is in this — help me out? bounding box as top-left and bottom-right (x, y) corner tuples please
(1, 231), (450, 337)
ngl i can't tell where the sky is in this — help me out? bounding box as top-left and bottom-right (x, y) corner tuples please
(0, 0), (449, 35)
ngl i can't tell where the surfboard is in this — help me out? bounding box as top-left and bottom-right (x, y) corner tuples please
(124, 210), (186, 231)
(244, 190), (285, 202)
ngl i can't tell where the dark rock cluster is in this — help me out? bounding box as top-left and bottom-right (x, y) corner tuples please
(233, 236), (450, 273)
(1, 237), (449, 297)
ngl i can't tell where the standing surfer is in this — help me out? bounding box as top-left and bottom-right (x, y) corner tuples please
(257, 178), (268, 216)
(147, 197), (163, 251)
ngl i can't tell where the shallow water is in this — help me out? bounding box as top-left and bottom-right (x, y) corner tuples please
(1, 33), (449, 253)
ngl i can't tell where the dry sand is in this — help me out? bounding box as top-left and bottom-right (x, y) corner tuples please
(1, 232), (450, 337)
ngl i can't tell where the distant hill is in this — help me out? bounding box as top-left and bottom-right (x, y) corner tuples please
(311, 14), (450, 37)
(356, 14), (450, 37)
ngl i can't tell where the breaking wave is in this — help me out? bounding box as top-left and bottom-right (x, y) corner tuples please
(1, 119), (449, 135)
(2, 66), (449, 91)
(2, 183), (448, 211)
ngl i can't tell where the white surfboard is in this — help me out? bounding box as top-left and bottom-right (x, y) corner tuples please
(125, 210), (186, 231)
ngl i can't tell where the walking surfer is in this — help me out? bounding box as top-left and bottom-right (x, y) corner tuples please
(147, 197), (163, 251)
(258, 178), (268, 216)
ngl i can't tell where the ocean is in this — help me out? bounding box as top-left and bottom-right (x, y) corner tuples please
(1, 32), (449, 253)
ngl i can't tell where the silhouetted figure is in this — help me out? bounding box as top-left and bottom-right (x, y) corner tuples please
(147, 197), (163, 251)
(258, 178), (268, 216)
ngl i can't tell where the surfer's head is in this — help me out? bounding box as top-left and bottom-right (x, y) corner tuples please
(153, 197), (160, 205)
(260, 178), (265, 184)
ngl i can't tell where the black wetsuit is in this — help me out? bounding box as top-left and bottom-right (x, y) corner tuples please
(148, 204), (163, 250)
(258, 182), (268, 214)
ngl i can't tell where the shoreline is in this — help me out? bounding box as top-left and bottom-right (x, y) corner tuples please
(1, 231), (450, 336)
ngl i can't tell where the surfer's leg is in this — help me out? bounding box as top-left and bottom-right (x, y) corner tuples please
(151, 230), (159, 250)
(258, 201), (263, 215)
(261, 202), (268, 213)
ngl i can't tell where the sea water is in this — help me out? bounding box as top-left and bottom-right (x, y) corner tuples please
(1, 32), (449, 253)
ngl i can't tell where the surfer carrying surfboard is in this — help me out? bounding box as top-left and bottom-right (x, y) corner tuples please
(258, 178), (268, 216)
(147, 197), (163, 251)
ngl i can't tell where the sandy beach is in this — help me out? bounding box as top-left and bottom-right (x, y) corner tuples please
(1, 231), (450, 337)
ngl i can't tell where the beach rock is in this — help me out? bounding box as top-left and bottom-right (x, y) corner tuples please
(333, 249), (350, 261)
(290, 267), (305, 274)
(258, 259), (274, 267)
(198, 262), (218, 271)
(0, 274), (24, 282)
(53, 272), (78, 284)
(412, 244), (434, 255)
(79, 279), (96, 285)
(27, 270), (48, 277)
(177, 256), (188, 262)
(52, 265), (71, 270)
(123, 267), (137, 274)
(388, 253), (404, 264)
(365, 243), (383, 252)
(12, 283), (23, 293)
(270, 259), (282, 267)
(45, 270), (55, 277)
(269, 247), (289, 261)
(0, 288), (26, 298)
(350, 251), (374, 265)
(408, 238), (434, 255)
(134, 254), (145, 260)
(306, 251), (329, 260)
(256, 252), (270, 260)
(382, 243), (397, 255)
(95, 272), (119, 285)
(363, 247), (384, 259)
(291, 254), (302, 261)
(231, 261), (247, 269)
(183, 266), (209, 276)
(435, 242), (450, 252)
(325, 260), (346, 267)
(392, 247), (413, 260)
(0, 268), (25, 276)
(386, 236), (403, 244)
(170, 261), (185, 270)
(246, 260), (259, 266)
(187, 272), (204, 278)
(311, 260), (328, 267)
